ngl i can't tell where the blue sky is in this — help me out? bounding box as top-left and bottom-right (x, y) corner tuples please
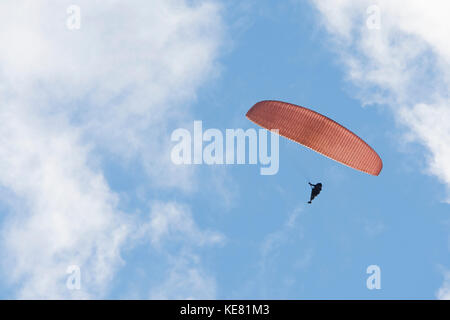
(0, 0), (448, 299)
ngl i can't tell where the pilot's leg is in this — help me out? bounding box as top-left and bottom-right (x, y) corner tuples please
(309, 191), (316, 203)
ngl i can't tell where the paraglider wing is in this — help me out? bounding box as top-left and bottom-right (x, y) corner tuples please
(246, 100), (382, 176)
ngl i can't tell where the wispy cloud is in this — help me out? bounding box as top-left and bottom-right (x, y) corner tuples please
(139, 202), (225, 299)
(311, 0), (450, 298)
(260, 207), (311, 275)
(437, 269), (450, 300)
(0, 0), (224, 298)
(311, 0), (450, 201)
(148, 251), (218, 299)
(238, 206), (312, 298)
(145, 201), (225, 247)
(0, 106), (131, 298)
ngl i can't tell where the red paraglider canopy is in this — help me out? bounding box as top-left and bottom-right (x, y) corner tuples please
(246, 100), (382, 176)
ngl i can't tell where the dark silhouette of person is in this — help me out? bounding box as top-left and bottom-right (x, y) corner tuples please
(308, 182), (322, 204)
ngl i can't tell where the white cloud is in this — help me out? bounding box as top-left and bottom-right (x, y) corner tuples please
(311, 0), (450, 200)
(240, 206), (312, 298)
(140, 202), (224, 299)
(0, 105), (130, 299)
(0, 0), (224, 190)
(260, 207), (307, 271)
(0, 0), (224, 298)
(399, 103), (450, 187)
(143, 201), (225, 247)
(149, 253), (218, 299)
(437, 271), (450, 300)
(311, 0), (450, 299)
